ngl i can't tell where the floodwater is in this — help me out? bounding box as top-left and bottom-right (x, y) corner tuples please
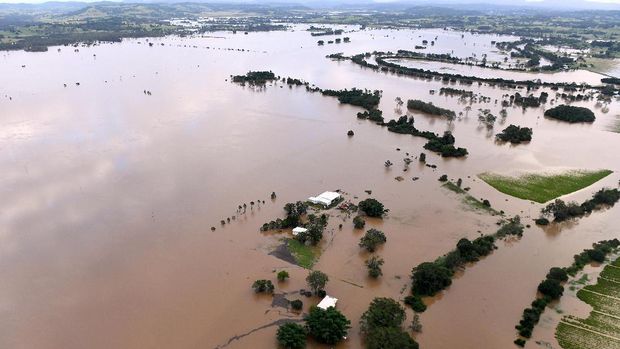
(0, 24), (619, 349)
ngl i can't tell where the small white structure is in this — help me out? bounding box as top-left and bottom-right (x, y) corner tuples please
(308, 191), (341, 207)
(292, 227), (308, 236)
(317, 295), (338, 310)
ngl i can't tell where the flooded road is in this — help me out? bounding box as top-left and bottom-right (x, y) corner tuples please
(0, 25), (618, 349)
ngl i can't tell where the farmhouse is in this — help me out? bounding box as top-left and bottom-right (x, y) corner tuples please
(308, 191), (341, 206)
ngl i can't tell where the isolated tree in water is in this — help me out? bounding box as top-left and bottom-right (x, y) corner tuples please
(306, 270), (328, 294)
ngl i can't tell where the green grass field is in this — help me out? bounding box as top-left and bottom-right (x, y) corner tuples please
(556, 257), (620, 349)
(478, 170), (613, 203)
(286, 238), (319, 269)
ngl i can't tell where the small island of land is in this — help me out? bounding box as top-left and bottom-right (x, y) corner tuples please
(479, 170), (613, 203)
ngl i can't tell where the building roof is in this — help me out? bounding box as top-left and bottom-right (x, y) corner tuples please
(317, 295), (338, 310)
(308, 191), (341, 206)
(292, 227), (308, 236)
(318, 191), (340, 201)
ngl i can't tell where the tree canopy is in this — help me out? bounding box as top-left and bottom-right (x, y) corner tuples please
(358, 198), (387, 217)
(359, 229), (387, 252)
(544, 105), (595, 123)
(411, 262), (453, 296)
(306, 270), (329, 294)
(305, 307), (351, 345)
(276, 322), (307, 349)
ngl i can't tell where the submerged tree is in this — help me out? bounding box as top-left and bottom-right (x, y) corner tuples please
(366, 256), (384, 278)
(306, 270), (329, 294)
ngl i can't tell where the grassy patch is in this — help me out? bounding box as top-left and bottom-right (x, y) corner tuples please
(556, 257), (620, 349)
(479, 170), (613, 203)
(286, 238), (319, 269)
(442, 182), (500, 215)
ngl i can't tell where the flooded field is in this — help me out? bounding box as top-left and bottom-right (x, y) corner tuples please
(0, 25), (619, 349)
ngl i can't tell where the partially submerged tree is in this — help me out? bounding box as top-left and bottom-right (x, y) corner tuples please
(305, 307), (351, 345)
(366, 256), (384, 278)
(359, 229), (387, 252)
(252, 279), (275, 293)
(358, 198), (387, 217)
(306, 270), (329, 294)
(276, 322), (307, 349)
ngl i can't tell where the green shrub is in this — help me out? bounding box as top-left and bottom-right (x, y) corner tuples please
(252, 279), (275, 293)
(277, 270), (290, 281)
(290, 299), (303, 310)
(353, 216), (366, 229)
(366, 256), (384, 278)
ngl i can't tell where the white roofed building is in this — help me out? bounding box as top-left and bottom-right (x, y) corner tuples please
(308, 191), (341, 207)
(317, 295), (338, 310)
(292, 227), (308, 236)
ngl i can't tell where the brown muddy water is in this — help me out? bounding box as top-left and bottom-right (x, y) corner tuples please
(0, 25), (618, 349)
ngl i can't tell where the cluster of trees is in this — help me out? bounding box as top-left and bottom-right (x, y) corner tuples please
(383, 115), (437, 139)
(231, 71), (277, 85)
(238, 73), (470, 158)
(357, 109), (384, 123)
(294, 214), (328, 246)
(382, 116), (467, 157)
(252, 279), (275, 293)
(512, 91), (547, 108)
(514, 238), (620, 346)
(514, 267), (567, 345)
(358, 198), (387, 217)
(321, 88), (382, 110)
(541, 188), (620, 222)
(406, 99), (456, 119)
(410, 218), (522, 299)
(277, 305), (351, 348)
(439, 87), (474, 97)
(495, 216), (525, 238)
(495, 125), (533, 144)
(310, 28), (343, 36)
(423, 131), (469, 158)
(344, 52), (602, 94)
(360, 298), (419, 349)
(544, 105), (596, 123)
(500, 39), (575, 72)
(260, 201), (309, 231)
(565, 239), (620, 275)
(285, 77), (305, 86)
(602, 77), (620, 85)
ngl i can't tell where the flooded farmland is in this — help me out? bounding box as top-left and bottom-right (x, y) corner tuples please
(0, 24), (618, 349)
